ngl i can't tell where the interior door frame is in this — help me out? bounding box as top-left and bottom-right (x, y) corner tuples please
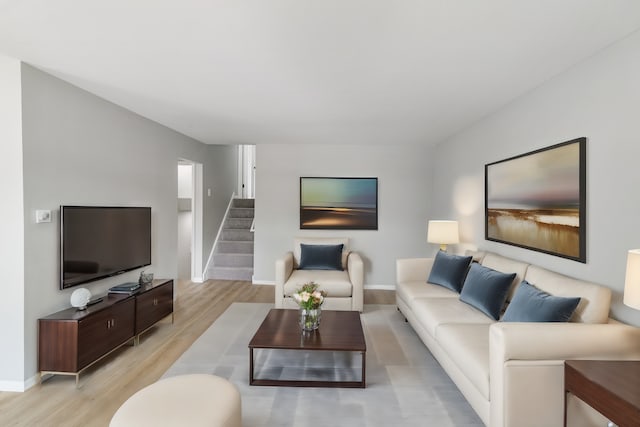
(178, 158), (204, 282)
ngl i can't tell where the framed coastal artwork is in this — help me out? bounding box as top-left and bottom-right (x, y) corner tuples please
(300, 177), (378, 230)
(485, 137), (586, 262)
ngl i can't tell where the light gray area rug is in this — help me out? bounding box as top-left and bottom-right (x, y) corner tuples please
(163, 303), (483, 427)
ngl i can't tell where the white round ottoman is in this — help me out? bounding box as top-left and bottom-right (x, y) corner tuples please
(110, 374), (242, 427)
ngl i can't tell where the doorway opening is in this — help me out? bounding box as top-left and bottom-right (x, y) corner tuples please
(177, 159), (204, 282)
(237, 145), (256, 199)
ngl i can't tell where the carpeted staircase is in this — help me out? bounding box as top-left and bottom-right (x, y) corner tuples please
(207, 198), (254, 281)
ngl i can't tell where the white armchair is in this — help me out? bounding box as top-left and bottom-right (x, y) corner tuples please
(275, 237), (364, 312)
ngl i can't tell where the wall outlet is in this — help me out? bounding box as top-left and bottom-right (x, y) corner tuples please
(35, 210), (51, 223)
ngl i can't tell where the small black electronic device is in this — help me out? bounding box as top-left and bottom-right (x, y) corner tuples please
(87, 297), (103, 306)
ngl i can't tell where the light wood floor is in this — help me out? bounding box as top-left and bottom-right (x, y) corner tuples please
(0, 281), (395, 427)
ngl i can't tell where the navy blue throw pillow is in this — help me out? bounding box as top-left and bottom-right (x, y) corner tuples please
(459, 263), (516, 320)
(298, 244), (344, 270)
(427, 251), (473, 293)
(502, 281), (581, 322)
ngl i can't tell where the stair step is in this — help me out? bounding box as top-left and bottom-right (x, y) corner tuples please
(228, 208), (254, 218)
(216, 241), (253, 254)
(221, 229), (254, 241)
(213, 253), (253, 268)
(208, 266), (253, 281)
(209, 198), (254, 282)
(232, 198), (255, 208)
(224, 218), (252, 229)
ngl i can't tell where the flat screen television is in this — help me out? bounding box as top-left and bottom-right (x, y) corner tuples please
(60, 206), (151, 289)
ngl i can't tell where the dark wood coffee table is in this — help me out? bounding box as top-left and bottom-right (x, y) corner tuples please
(248, 309), (366, 388)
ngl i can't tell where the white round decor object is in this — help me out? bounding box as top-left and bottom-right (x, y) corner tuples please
(70, 288), (92, 310)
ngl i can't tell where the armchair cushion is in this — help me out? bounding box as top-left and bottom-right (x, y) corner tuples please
(502, 280), (581, 322)
(283, 270), (353, 298)
(298, 243), (344, 270)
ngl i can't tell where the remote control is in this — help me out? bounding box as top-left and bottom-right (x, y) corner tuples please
(87, 297), (103, 306)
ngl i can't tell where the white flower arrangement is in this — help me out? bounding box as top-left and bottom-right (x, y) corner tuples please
(292, 281), (327, 310)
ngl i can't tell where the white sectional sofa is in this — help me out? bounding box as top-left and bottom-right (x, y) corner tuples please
(396, 251), (640, 427)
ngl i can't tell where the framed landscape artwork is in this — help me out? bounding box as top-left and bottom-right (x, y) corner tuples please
(485, 137), (586, 262)
(300, 177), (378, 230)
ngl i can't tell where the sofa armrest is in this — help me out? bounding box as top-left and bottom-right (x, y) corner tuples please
(275, 252), (294, 308)
(490, 322), (640, 361)
(489, 322), (640, 427)
(396, 258), (434, 284)
(347, 252), (364, 312)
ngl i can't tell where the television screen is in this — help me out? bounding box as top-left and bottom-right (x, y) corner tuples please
(300, 177), (378, 230)
(60, 206), (151, 289)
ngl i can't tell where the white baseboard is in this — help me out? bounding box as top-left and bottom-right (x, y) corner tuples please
(364, 284), (396, 290)
(0, 381), (24, 392)
(191, 276), (204, 283)
(252, 278), (275, 285)
(250, 279), (394, 291)
(0, 373), (39, 392)
(24, 373), (39, 390)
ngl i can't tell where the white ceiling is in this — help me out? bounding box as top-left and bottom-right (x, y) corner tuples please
(2, 1), (640, 146)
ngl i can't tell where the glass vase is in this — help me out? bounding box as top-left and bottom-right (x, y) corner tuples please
(299, 307), (321, 331)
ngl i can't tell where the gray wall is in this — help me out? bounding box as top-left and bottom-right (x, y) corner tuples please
(431, 30), (640, 325)
(0, 54), (25, 389)
(19, 64), (237, 384)
(253, 143), (434, 286)
(203, 146), (237, 268)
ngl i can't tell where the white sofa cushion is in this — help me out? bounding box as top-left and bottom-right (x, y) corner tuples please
(412, 297), (494, 337)
(397, 281), (459, 304)
(523, 265), (612, 324)
(283, 269), (353, 298)
(436, 323), (491, 400)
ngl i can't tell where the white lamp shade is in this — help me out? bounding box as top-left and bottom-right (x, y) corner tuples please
(624, 249), (640, 310)
(427, 220), (460, 245)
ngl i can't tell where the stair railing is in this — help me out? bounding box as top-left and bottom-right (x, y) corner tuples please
(203, 192), (237, 279)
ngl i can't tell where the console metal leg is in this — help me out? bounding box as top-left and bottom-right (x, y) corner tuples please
(249, 348), (255, 385)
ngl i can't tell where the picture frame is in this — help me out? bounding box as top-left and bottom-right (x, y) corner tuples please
(485, 138), (586, 262)
(300, 177), (378, 230)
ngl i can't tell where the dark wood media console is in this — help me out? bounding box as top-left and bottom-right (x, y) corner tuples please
(134, 279), (174, 342)
(38, 279), (174, 386)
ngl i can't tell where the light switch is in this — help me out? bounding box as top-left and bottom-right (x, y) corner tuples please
(36, 210), (51, 223)
(207, 188), (211, 197)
